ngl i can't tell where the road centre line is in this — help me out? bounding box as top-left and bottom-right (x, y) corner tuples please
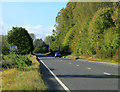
(38, 57), (70, 92)
(76, 65), (79, 66)
(103, 72), (111, 75)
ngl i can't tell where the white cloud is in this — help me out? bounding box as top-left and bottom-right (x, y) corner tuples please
(24, 24), (53, 40)
(0, 20), (53, 40)
(24, 25), (43, 34)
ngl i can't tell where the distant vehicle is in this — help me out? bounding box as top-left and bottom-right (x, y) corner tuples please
(55, 52), (61, 57)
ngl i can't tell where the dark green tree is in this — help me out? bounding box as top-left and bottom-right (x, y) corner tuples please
(7, 27), (34, 54)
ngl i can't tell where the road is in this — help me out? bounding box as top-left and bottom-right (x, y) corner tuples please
(36, 54), (119, 91)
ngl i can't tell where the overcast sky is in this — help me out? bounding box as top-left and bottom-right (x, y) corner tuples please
(0, 2), (67, 40)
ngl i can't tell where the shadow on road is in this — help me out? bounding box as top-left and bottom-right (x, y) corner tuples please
(36, 54), (53, 57)
(56, 74), (120, 79)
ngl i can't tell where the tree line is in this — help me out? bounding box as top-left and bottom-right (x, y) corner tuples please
(1, 27), (49, 55)
(47, 2), (120, 61)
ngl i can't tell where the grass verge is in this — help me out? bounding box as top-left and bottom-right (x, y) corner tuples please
(2, 55), (47, 90)
(64, 55), (119, 64)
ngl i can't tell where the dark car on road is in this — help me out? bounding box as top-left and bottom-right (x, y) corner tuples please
(55, 52), (61, 57)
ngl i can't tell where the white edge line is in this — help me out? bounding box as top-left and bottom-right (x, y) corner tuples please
(103, 72), (111, 75)
(38, 57), (70, 92)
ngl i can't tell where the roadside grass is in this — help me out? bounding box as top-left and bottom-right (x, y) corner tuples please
(64, 55), (119, 64)
(63, 55), (79, 59)
(2, 55), (48, 90)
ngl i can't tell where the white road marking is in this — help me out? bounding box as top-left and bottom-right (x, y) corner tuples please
(87, 68), (91, 70)
(103, 72), (111, 75)
(38, 57), (70, 92)
(69, 63), (71, 64)
(76, 65), (79, 66)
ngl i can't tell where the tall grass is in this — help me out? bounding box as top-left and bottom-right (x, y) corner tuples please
(2, 55), (47, 90)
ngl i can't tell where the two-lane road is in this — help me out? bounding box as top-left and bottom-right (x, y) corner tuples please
(36, 54), (119, 91)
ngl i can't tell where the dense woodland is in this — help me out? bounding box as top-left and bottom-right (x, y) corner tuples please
(48, 2), (120, 60)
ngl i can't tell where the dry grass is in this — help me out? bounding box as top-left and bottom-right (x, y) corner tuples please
(65, 55), (79, 59)
(64, 55), (119, 64)
(2, 55), (47, 90)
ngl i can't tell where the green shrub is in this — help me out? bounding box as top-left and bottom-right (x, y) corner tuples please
(2, 53), (32, 69)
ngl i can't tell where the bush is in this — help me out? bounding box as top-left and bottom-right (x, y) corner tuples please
(2, 53), (32, 69)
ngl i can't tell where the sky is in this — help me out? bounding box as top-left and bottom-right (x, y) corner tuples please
(0, 2), (67, 40)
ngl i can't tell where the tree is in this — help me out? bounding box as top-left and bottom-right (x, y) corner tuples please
(88, 8), (115, 58)
(7, 27), (34, 54)
(33, 38), (49, 53)
(29, 33), (35, 41)
(2, 35), (10, 55)
(50, 2), (119, 60)
(34, 38), (45, 47)
(44, 36), (51, 45)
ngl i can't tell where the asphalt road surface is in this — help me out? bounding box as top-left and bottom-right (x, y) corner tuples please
(36, 54), (119, 91)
